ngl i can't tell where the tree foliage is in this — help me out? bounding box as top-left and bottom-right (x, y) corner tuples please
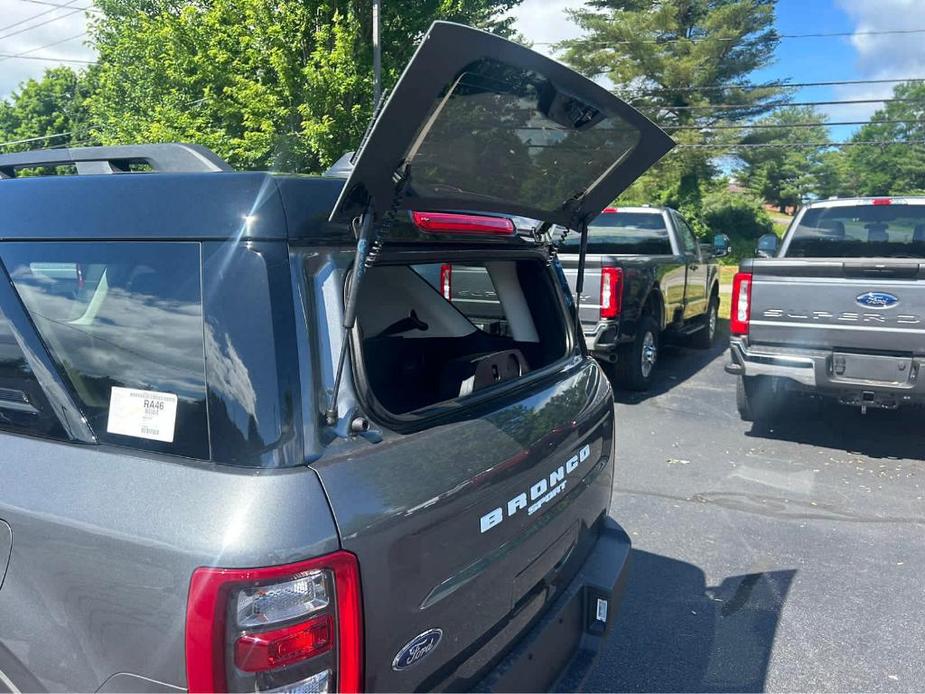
(87, 0), (520, 172)
(829, 82), (925, 197)
(559, 0), (781, 209)
(0, 67), (96, 153)
(735, 107), (831, 211)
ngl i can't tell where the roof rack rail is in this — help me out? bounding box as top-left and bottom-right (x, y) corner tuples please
(0, 143), (232, 178)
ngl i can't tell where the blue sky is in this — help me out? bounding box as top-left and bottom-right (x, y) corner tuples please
(510, 0), (925, 141)
(0, 0), (923, 143)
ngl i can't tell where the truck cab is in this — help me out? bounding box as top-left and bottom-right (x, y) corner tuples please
(557, 207), (726, 390)
(727, 196), (925, 421)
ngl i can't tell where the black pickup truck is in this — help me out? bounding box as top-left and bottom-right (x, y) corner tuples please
(557, 207), (729, 389)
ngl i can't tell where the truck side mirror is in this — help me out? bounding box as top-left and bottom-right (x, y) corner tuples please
(756, 233), (779, 258)
(712, 233), (731, 258)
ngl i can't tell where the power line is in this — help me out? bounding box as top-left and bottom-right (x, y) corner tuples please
(676, 140), (925, 149)
(0, 51), (93, 63)
(0, 132), (72, 150)
(13, 0), (95, 10)
(643, 97), (920, 111)
(538, 27), (925, 46)
(0, 0), (79, 35)
(667, 119), (923, 131)
(0, 31), (87, 64)
(0, 6), (87, 42)
(639, 77), (925, 94)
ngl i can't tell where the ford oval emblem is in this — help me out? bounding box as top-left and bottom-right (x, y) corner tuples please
(392, 629), (442, 671)
(856, 291), (899, 309)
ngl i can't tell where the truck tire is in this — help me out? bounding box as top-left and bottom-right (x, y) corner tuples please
(615, 314), (659, 391)
(736, 376), (782, 423)
(691, 294), (719, 349)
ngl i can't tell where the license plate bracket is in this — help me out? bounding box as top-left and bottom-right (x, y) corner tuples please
(830, 352), (915, 385)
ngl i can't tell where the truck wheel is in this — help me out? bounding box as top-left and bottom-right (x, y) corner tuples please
(736, 376), (782, 423)
(692, 295), (719, 349)
(616, 314), (659, 391)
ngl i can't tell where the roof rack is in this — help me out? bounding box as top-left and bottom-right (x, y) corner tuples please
(0, 143), (232, 178)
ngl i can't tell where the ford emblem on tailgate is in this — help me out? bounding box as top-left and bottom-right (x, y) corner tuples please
(392, 629), (442, 671)
(856, 291), (899, 309)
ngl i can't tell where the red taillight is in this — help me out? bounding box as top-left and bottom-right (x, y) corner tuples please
(730, 271), (752, 335)
(600, 267), (623, 319)
(186, 551), (363, 693)
(872, 197), (892, 206)
(440, 263), (452, 300)
(602, 207), (618, 214)
(411, 211), (515, 235)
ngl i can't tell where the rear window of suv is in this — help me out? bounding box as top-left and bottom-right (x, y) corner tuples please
(0, 242), (209, 458)
(561, 210), (672, 255)
(788, 204), (925, 258)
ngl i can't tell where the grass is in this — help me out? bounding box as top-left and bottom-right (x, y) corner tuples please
(718, 265), (736, 319)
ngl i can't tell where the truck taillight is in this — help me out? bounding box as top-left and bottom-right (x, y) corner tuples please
(186, 551), (363, 694)
(600, 267), (623, 319)
(730, 272), (752, 335)
(440, 263), (452, 300)
(412, 211), (515, 235)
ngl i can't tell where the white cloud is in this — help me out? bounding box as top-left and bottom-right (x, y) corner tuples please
(832, 0), (925, 122)
(0, 0), (95, 99)
(507, 0), (583, 57)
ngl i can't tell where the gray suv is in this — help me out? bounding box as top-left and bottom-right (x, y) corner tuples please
(0, 22), (673, 693)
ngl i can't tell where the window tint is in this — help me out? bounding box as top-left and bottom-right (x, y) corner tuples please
(0, 306), (65, 438)
(674, 215), (699, 256)
(1, 242), (209, 459)
(788, 204), (925, 258)
(407, 58), (642, 215)
(560, 211), (672, 255)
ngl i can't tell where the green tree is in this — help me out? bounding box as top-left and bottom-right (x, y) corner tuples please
(736, 106), (830, 211)
(834, 82), (925, 196)
(559, 0), (782, 212)
(88, 0), (521, 172)
(0, 67), (96, 153)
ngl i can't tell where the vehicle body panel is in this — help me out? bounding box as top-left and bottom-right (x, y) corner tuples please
(730, 197), (925, 408)
(332, 22), (674, 228)
(557, 208), (719, 357)
(0, 17), (669, 692)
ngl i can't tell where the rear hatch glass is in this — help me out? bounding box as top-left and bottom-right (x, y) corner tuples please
(561, 210), (672, 254)
(787, 203), (925, 257)
(331, 22), (674, 228)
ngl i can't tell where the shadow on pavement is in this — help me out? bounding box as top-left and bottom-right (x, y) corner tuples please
(744, 397), (925, 461)
(585, 549), (795, 693)
(612, 320), (730, 405)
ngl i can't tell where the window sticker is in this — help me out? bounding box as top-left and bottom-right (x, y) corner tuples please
(106, 387), (178, 443)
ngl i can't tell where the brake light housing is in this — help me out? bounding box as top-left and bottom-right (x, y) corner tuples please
(730, 272), (752, 335)
(411, 211), (515, 235)
(186, 551), (362, 693)
(600, 267), (623, 319)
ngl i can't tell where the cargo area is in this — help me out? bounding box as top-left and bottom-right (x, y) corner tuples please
(355, 258), (569, 415)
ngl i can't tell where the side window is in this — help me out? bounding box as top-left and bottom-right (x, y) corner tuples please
(0, 306), (65, 439)
(0, 242), (210, 459)
(674, 214), (700, 257)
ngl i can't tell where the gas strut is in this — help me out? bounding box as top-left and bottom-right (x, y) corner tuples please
(325, 201), (377, 426)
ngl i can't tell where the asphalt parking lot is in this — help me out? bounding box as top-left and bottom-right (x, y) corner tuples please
(587, 321), (925, 693)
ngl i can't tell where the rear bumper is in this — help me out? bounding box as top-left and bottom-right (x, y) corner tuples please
(475, 516), (631, 692)
(726, 338), (925, 404)
(583, 321), (621, 358)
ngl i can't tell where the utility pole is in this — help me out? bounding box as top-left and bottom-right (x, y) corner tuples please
(372, 0), (381, 110)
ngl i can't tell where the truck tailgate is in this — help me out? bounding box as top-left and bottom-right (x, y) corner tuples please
(748, 259), (925, 353)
